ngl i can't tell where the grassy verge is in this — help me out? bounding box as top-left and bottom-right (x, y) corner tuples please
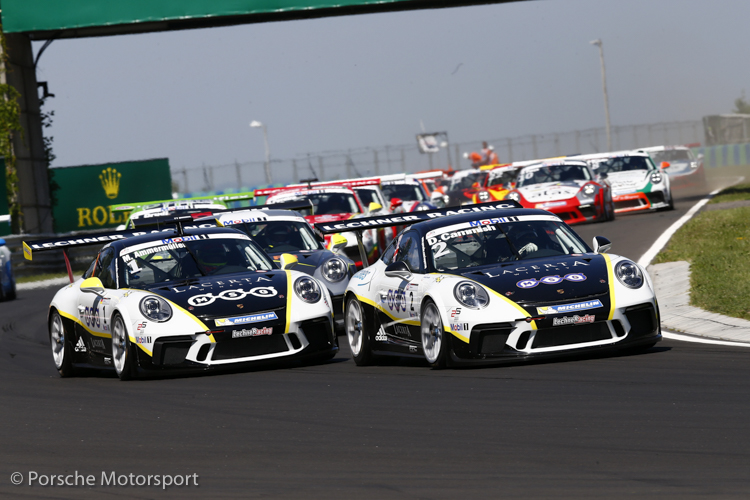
(709, 182), (750, 204)
(653, 206), (750, 320)
(15, 272), (71, 284)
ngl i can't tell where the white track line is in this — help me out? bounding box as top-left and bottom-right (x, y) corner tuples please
(663, 330), (750, 348)
(637, 176), (744, 267)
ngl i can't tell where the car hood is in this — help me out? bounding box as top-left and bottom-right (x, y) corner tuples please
(664, 161), (694, 177)
(517, 181), (583, 202)
(148, 271), (289, 323)
(270, 249), (329, 274)
(607, 170), (650, 193)
(458, 254), (612, 317)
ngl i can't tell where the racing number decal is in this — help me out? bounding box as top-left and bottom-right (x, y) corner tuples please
(432, 241), (449, 259)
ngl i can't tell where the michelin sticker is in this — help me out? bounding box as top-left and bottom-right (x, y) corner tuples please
(537, 299), (602, 315)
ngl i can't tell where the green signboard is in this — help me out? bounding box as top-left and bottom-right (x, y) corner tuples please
(0, 158), (9, 237)
(49, 158), (172, 234)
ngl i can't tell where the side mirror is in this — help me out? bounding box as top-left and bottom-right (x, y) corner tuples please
(330, 233), (348, 252)
(697, 153), (704, 161)
(367, 202), (382, 214)
(384, 260), (411, 280)
(389, 198), (403, 211)
(592, 236), (612, 254)
(279, 253), (298, 270)
(660, 161), (670, 169)
(80, 277), (106, 295)
(598, 172), (608, 180)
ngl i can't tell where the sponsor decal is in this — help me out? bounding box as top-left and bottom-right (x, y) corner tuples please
(449, 307), (462, 320)
(536, 299), (603, 315)
(128, 242), (186, 259)
(375, 327), (388, 342)
(104, 357), (112, 365)
(75, 337), (87, 352)
(136, 322), (147, 331)
(82, 306), (102, 329)
(161, 235), (209, 244)
(450, 323), (470, 332)
(188, 287), (278, 307)
(552, 314), (595, 326)
(232, 327), (273, 338)
(386, 289), (407, 312)
(135, 336), (152, 344)
(409, 345), (418, 353)
(171, 275), (273, 293)
(516, 273), (587, 288)
(485, 261), (589, 278)
(100, 167), (121, 199)
(353, 269), (371, 280)
(215, 312), (278, 327)
(222, 217), (267, 225)
(394, 324), (411, 337)
(91, 338), (105, 349)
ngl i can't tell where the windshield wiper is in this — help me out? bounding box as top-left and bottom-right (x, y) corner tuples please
(493, 225), (523, 261)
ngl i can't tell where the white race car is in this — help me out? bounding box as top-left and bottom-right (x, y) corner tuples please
(24, 224), (337, 379)
(315, 202), (660, 368)
(574, 151), (674, 213)
(640, 145), (706, 189)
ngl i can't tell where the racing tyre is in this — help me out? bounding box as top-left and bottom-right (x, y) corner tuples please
(112, 313), (137, 380)
(50, 310), (75, 377)
(345, 296), (374, 366)
(606, 196), (616, 221)
(420, 300), (450, 369)
(7, 277), (16, 300)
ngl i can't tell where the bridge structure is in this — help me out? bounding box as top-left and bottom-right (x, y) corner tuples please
(0, 0), (517, 233)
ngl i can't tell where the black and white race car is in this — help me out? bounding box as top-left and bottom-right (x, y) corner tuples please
(24, 223), (337, 379)
(316, 202), (660, 368)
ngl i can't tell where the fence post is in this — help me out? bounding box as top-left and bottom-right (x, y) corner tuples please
(235, 160), (242, 188)
(507, 138), (513, 163)
(385, 145), (391, 173)
(345, 155), (353, 178)
(401, 149), (406, 173)
(455, 145), (460, 169)
(318, 156), (325, 181)
(182, 168), (188, 194)
(374, 150), (379, 175)
(292, 159), (299, 183)
(532, 135), (538, 159)
(575, 131), (580, 153)
(554, 133), (560, 156)
(632, 126), (638, 149)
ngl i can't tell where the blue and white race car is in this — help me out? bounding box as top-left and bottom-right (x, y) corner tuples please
(316, 202), (660, 368)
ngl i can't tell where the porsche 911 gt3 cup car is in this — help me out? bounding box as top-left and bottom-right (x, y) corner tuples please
(381, 179), (438, 212)
(640, 145), (706, 190)
(213, 208), (356, 332)
(315, 202), (660, 368)
(0, 237), (16, 301)
(574, 151), (674, 213)
(24, 224), (337, 379)
(112, 192), (255, 230)
(472, 165), (519, 204)
(504, 160), (615, 224)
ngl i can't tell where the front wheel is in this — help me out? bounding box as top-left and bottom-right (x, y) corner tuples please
(345, 296), (374, 366)
(420, 300), (450, 369)
(50, 310), (75, 377)
(112, 313), (137, 380)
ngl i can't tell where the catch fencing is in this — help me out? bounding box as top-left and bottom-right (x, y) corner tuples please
(173, 119), (704, 195)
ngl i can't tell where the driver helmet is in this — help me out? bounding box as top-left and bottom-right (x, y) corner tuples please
(267, 225), (293, 247)
(195, 243), (228, 272)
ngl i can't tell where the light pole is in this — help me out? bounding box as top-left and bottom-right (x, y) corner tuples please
(590, 39), (612, 151)
(250, 120), (272, 184)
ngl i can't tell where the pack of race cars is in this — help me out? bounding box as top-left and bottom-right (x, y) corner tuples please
(15, 144), (704, 378)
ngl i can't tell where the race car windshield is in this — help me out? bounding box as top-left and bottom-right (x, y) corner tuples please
(650, 150), (692, 163)
(593, 156), (654, 174)
(382, 184), (425, 202)
(237, 220), (321, 254)
(277, 193), (360, 215)
(450, 172), (487, 191)
(487, 170), (518, 187)
(426, 218), (589, 272)
(118, 236), (274, 288)
(516, 164), (591, 187)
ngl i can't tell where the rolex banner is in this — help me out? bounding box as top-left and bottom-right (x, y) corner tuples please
(50, 158), (172, 234)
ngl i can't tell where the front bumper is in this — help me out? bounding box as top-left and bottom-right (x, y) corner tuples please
(135, 315), (338, 373)
(530, 197), (605, 225)
(613, 191), (669, 213)
(449, 301), (661, 366)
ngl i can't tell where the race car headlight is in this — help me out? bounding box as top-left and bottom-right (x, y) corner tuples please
(453, 281), (489, 309)
(294, 276), (322, 303)
(583, 184), (596, 196)
(322, 257), (347, 282)
(651, 172), (663, 184)
(139, 296), (173, 322)
(615, 260), (643, 289)
(505, 191), (521, 202)
(478, 190), (491, 201)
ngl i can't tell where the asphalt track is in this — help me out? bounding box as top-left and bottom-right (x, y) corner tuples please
(2, 171), (749, 499)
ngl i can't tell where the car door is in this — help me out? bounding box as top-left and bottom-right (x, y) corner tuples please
(77, 247), (116, 355)
(374, 231), (424, 346)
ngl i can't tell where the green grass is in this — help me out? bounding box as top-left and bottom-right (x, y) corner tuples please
(709, 182), (750, 204)
(654, 206), (750, 320)
(15, 272), (72, 284)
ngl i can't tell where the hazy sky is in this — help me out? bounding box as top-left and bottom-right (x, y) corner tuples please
(32, 0), (749, 173)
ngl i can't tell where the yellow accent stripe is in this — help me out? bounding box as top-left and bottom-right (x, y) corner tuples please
(444, 326), (469, 344)
(285, 270), (293, 333)
(129, 336), (153, 356)
(603, 254), (616, 320)
(58, 309), (113, 339)
(161, 297), (209, 331)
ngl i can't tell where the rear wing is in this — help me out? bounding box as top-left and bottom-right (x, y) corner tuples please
(254, 177), (393, 198)
(314, 201), (521, 235)
(110, 191), (255, 213)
